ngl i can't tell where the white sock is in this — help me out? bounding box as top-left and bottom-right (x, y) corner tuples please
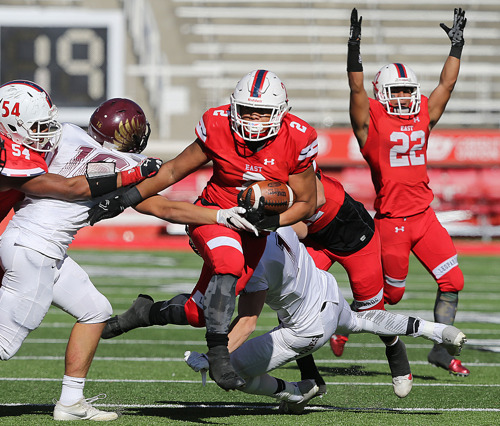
(59, 375), (85, 406)
(417, 319), (446, 344)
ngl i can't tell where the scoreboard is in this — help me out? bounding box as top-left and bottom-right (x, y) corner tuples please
(0, 7), (124, 126)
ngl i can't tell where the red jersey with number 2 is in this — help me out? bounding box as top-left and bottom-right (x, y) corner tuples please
(0, 137), (47, 221)
(195, 104), (318, 208)
(361, 96), (433, 218)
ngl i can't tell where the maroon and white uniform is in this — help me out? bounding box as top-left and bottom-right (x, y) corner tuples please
(361, 96), (464, 303)
(0, 136), (47, 222)
(185, 105), (318, 326)
(303, 169), (384, 311)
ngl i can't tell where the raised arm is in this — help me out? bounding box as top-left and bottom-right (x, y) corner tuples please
(347, 8), (370, 148)
(427, 8), (466, 129)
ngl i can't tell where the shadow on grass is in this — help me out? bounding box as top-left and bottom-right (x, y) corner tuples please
(280, 363), (437, 382)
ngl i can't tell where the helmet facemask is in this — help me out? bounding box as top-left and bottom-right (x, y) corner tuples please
(20, 105), (62, 152)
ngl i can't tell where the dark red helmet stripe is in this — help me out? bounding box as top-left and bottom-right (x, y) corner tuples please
(394, 63), (407, 78)
(250, 70), (268, 98)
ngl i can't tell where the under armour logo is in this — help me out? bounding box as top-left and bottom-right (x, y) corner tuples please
(395, 226), (405, 233)
(263, 158), (275, 165)
(413, 117), (420, 123)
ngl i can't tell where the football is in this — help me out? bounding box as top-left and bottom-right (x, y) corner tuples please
(239, 180), (294, 214)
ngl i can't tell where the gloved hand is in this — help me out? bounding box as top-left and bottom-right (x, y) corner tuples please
(440, 8), (466, 59)
(121, 157), (163, 186)
(238, 192), (280, 233)
(184, 350), (209, 386)
(88, 186), (143, 225)
(348, 8), (362, 46)
(216, 207), (258, 236)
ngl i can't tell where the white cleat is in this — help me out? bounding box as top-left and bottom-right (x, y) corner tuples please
(53, 394), (118, 421)
(392, 373), (413, 398)
(278, 379), (319, 414)
(442, 326), (467, 356)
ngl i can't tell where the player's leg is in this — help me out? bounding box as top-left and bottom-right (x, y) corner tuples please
(412, 209), (469, 376)
(190, 224), (266, 391)
(294, 244), (333, 393)
(51, 256), (117, 421)
(341, 309), (466, 357)
(0, 232), (56, 360)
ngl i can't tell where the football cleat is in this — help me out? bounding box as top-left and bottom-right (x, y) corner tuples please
(53, 394), (118, 421)
(441, 325), (467, 356)
(392, 373), (413, 398)
(329, 334), (349, 357)
(101, 294), (153, 339)
(278, 379), (319, 414)
(207, 345), (246, 391)
(448, 359), (470, 377)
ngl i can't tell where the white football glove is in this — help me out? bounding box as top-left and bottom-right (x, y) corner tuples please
(184, 350), (209, 386)
(216, 206), (258, 236)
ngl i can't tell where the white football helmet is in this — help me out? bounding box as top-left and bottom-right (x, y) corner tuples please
(230, 70), (289, 145)
(372, 63), (421, 116)
(0, 80), (62, 152)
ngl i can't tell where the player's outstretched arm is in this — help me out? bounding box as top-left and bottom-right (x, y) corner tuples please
(347, 8), (369, 148)
(135, 195), (258, 235)
(4, 156), (162, 201)
(228, 290), (267, 353)
(428, 8), (466, 129)
(133, 140), (209, 201)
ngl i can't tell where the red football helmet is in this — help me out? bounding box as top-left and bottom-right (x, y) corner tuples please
(88, 98), (151, 153)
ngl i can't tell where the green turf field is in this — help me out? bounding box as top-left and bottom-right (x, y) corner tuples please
(1, 248), (499, 425)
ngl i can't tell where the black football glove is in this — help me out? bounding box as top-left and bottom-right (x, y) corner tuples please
(88, 186), (143, 226)
(348, 8), (362, 46)
(440, 8), (466, 59)
(238, 193), (280, 232)
(140, 157), (163, 178)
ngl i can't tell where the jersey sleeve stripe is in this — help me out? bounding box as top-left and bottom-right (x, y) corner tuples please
(298, 139), (319, 161)
(195, 119), (207, 143)
(1, 167), (46, 177)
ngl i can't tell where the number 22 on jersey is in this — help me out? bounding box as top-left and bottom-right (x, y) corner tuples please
(389, 130), (426, 167)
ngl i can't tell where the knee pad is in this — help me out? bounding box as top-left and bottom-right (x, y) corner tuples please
(437, 266), (464, 293)
(383, 275), (406, 305)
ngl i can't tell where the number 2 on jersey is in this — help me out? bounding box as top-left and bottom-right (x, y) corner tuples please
(389, 130), (426, 167)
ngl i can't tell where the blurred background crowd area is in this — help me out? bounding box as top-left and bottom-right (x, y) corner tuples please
(1, 0), (499, 241)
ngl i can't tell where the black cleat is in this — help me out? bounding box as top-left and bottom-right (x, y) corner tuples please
(101, 294), (154, 339)
(207, 345), (246, 391)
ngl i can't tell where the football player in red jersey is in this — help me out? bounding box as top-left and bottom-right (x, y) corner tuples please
(0, 80), (162, 223)
(88, 70), (318, 391)
(346, 8), (469, 376)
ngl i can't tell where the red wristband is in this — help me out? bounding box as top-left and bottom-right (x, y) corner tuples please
(120, 166), (144, 186)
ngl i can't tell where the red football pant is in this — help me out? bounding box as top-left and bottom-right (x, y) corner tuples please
(305, 229), (385, 311)
(376, 207), (464, 305)
(184, 222), (267, 327)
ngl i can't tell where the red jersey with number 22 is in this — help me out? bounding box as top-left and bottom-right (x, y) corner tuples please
(0, 137), (48, 221)
(195, 104), (318, 208)
(361, 96), (433, 218)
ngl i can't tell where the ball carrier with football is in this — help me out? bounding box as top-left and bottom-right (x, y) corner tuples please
(88, 69), (319, 391)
